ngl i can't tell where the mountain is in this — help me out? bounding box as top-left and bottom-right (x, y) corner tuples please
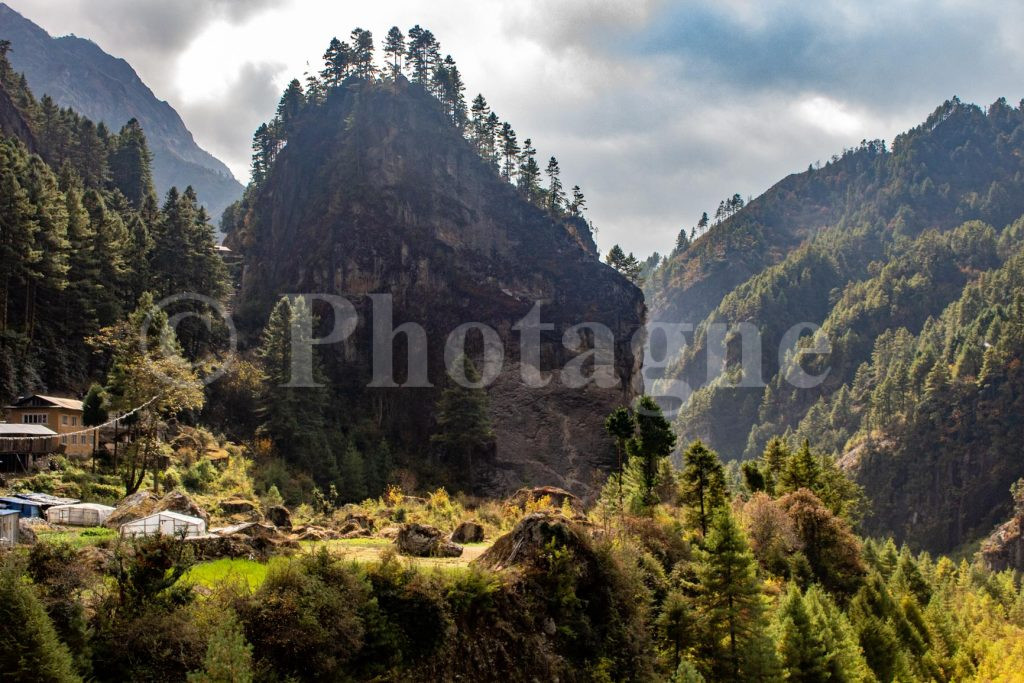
(226, 76), (645, 496)
(0, 3), (243, 219)
(645, 96), (1024, 552)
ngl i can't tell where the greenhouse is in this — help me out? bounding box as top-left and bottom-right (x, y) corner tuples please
(119, 510), (206, 538)
(46, 502), (116, 526)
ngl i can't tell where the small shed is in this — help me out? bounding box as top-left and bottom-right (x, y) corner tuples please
(0, 510), (17, 547)
(46, 502), (115, 527)
(120, 510), (206, 538)
(0, 496), (43, 518)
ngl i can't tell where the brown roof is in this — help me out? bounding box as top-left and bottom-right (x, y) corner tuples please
(8, 395), (83, 411)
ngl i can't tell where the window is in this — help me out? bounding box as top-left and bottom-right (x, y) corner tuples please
(62, 415), (68, 425)
(61, 436), (67, 444)
(71, 416), (78, 426)
(21, 413), (47, 424)
(71, 435), (78, 444)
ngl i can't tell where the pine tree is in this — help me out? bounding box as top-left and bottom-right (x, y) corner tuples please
(81, 383), (107, 465)
(569, 185), (586, 217)
(545, 156), (565, 215)
(517, 138), (541, 204)
(0, 562), (80, 682)
(694, 509), (777, 682)
(431, 355), (494, 486)
(349, 28), (376, 80)
(779, 440), (821, 493)
(775, 585), (829, 682)
(187, 611), (253, 683)
(383, 27), (405, 79)
(321, 37), (352, 87)
(626, 395), (677, 506)
(108, 119), (155, 208)
(275, 79), (305, 137)
(338, 443), (368, 503)
(258, 296), (338, 482)
(500, 123), (520, 181)
(604, 406), (635, 512)
(679, 440), (728, 535)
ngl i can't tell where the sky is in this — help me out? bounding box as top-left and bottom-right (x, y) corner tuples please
(7, 0), (1024, 257)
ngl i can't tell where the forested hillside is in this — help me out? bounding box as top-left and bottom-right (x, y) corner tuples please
(645, 97), (1024, 552)
(0, 47), (229, 401)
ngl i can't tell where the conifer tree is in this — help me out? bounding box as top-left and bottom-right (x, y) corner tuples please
(626, 395), (677, 506)
(694, 509), (778, 681)
(383, 27), (405, 79)
(321, 37), (352, 87)
(779, 440), (821, 493)
(569, 185), (586, 217)
(338, 443), (368, 503)
(108, 119), (155, 208)
(187, 612), (253, 683)
(774, 585), (829, 682)
(500, 123), (520, 181)
(275, 79), (305, 136)
(431, 355), (494, 486)
(517, 138), (542, 204)
(679, 440), (728, 535)
(545, 156), (565, 215)
(258, 296), (338, 482)
(0, 562), (80, 683)
(349, 28), (376, 80)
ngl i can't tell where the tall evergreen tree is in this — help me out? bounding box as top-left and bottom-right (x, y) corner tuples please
(774, 586), (829, 682)
(626, 395), (677, 506)
(545, 156), (565, 215)
(517, 138), (542, 204)
(383, 27), (405, 79)
(679, 440), (728, 536)
(108, 119), (155, 208)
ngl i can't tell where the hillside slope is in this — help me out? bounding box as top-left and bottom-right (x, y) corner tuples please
(0, 3), (243, 218)
(646, 97), (1024, 551)
(228, 77), (645, 496)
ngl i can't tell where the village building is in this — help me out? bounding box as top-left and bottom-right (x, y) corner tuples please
(3, 394), (93, 459)
(0, 423), (59, 472)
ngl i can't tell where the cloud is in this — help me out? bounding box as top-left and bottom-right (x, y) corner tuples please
(4, 0), (1024, 258)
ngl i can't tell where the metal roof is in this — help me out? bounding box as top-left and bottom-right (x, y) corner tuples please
(0, 424), (57, 436)
(47, 502), (114, 513)
(0, 496), (41, 508)
(7, 395), (83, 411)
(126, 510), (205, 524)
(16, 493), (80, 506)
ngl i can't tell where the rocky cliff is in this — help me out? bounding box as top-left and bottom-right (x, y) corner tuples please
(0, 3), (243, 218)
(230, 78), (645, 495)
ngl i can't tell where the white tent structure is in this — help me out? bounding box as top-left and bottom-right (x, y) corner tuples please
(46, 503), (115, 527)
(120, 510), (206, 538)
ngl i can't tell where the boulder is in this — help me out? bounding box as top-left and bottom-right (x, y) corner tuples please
(475, 513), (591, 571)
(16, 518), (37, 545)
(158, 491), (209, 523)
(291, 525), (341, 542)
(266, 505), (292, 529)
(378, 525), (402, 539)
(508, 486), (583, 515)
(396, 523), (463, 558)
(343, 513), (374, 531)
(451, 520), (485, 544)
(219, 498), (259, 516)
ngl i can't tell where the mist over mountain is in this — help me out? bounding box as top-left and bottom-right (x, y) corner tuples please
(0, 3), (242, 219)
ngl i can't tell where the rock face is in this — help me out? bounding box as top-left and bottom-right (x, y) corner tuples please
(230, 78), (644, 496)
(981, 514), (1024, 572)
(396, 523), (463, 558)
(0, 3), (243, 218)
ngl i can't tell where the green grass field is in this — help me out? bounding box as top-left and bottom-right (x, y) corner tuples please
(35, 526), (117, 548)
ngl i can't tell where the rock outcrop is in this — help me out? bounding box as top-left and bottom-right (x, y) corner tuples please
(105, 490), (208, 529)
(475, 513), (592, 571)
(450, 520), (485, 544)
(395, 523), (463, 558)
(229, 78), (644, 496)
